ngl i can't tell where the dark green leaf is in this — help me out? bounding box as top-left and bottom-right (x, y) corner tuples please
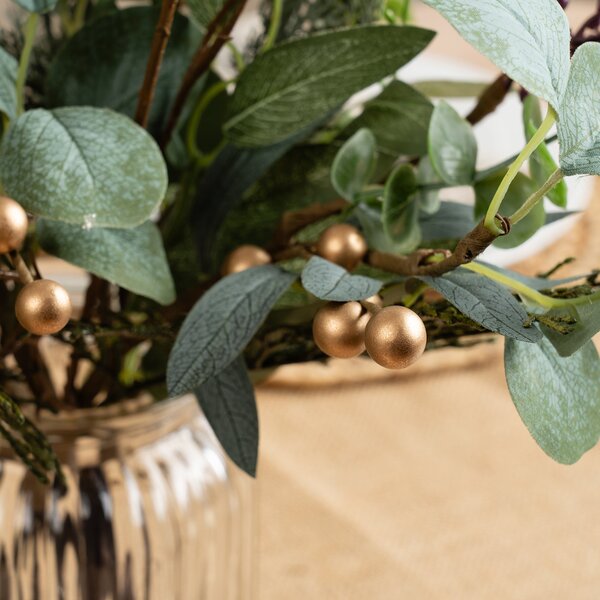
(224, 25), (435, 147)
(195, 357), (258, 477)
(0, 107), (167, 227)
(331, 128), (376, 202)
(428, 101), (477, 185)
(474, 171), (544, 249)
(383, 164), (421, 251)
(12, 0), (56, 12)
(542, 301), (600, 357)
(167, 265), (296, 396)
(0, 48), (17, 120)
(46, 7), (199, 137)
(301, 256), (382, 301)
(419, 268), (542, 342)
(37, 220), (175, 305)
(412, 80), (488, 98)
(505, 337), (600, 464)
(187, 0), (222, 28)
(419, 200), (475, 242)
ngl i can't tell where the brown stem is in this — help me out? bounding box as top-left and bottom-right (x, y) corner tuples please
(161, 0), (248, 148)
(467, 74), (512, 126)
(14, 340), (59, 410)
(134, 0), (181, 128)
(11, 252), (34, 284)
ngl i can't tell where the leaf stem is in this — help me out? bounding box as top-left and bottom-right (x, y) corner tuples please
(510, 168), (564, 225)
(15, 13), (39, 117)
(483, 107), (556, 234)
(261, 0), (283, 53)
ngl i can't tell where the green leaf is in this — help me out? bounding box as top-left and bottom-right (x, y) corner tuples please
(343, 80), (433, 158)
(423, 0), (570, 111)
(523, 95), (567, 208)
(37, 220), (175, 305)
(167, 265), (296, 396)
(428, 101), (477, 185)
(419, 201), (475, 242)
(542, 302), (600, 358)
(474, 171), (545, 249)
(187, 0), (222, 28)
(0, 48), (17, 121)
(413, 80), (488, 98)
(383, 164), (421, 251)
(417, 156), (441, 215)
(224, 25), (435, 147)
(419, 268), (542, 342)
(0, 107), (167, 228)
(558, 42), (600, 176)
(505, 337), (600, 464)
(195, 357), (258, 477)
(301, 256), (382, 301)
(331, 128), (376, 202)
(12, 0), (56, 12)
(46, 7), (199, 137)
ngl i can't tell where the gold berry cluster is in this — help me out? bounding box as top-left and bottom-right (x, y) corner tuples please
(221, 223), (427, 370)
(0, 196), (72, 336)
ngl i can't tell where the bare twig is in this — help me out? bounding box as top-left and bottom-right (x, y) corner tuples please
(467, 74), (512, 126)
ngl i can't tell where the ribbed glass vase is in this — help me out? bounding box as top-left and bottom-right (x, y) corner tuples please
(0, 394), (256, 600)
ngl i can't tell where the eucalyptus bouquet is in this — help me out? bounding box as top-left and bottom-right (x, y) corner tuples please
(0, 0), (599, 485)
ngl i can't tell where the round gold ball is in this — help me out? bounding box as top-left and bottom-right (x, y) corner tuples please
(15, 280), (72, 336)
(312, 301), (370, 359)
(365, 306), (427, 370)
(221, 244), (271, 276)
(315, 224), (367, 271)
(0, 196), (28, 254)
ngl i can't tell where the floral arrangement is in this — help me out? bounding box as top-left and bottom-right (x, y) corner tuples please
(0, 0), (598, 485)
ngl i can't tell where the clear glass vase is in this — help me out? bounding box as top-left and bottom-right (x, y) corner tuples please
(0, 394), (256, 600)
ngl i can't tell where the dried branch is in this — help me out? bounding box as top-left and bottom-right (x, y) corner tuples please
(467, 74), (512, 126)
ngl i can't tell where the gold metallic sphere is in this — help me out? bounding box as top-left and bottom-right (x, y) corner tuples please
(315, 224), (367, 271)
(313, 301), (370, 359)
(221, 244), (271, 276)
(0, 196), (28, 254)
(365, 306), (426, 370)
(364, 294), (383, 308)
(15, 280), (72, 336)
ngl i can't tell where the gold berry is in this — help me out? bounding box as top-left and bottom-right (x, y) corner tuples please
(312, 301), (370, 359)
(0, 196), (28, 254)
(221, 244), (271, 276)
(15, 280), (72, 336)
(364, 306), (426, 369)
(315, 224), (367, 271)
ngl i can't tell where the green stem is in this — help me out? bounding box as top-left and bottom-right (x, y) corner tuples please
(510, 168), (564, 225)
(261, 0), (283, 53)
(227, 41), (245, 72)
(15, 13), (39, 117)
(72, 0), (88, 32)
(464, 262), (600, 310)
(483, 107), (557, 234)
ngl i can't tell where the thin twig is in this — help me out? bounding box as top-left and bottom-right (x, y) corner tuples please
(467, 74), (512, 126)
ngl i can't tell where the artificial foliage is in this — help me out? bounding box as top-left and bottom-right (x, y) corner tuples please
(0, 0), (598, 482)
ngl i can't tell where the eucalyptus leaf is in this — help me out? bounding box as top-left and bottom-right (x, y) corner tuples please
(224, 25), (435, 147)
(413, 80), (488, 98)
(419, 269), (542, 342)
(428, 101), (477, 185)
(505, 337), (600, 464)
(419, 201), (476, 242)
(0, 107), (167, 228)
(383, 164), (421, 251)
(331, 128), (377, 202)
(166, 265), (296, 396)
(195, 357), (258, 477)
(355, 202), (400, 254)
(417, 156), (441, 215)
(46, 7), (199, 137)
(558, 42), (600, 176)
(37, 220), (175, 305)
(0, 48), (17, 121)
(301, 256), (382, 301)
(542, 301), (600, 358)
(11, 0), (56, 12)
(424, 0), (570, 111)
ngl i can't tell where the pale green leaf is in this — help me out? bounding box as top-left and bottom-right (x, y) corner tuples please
(224, 25), (435, 147)
(0, 48), (17, 121)
(505, 337), (600, 464)
(424, 0), (570, 111)
(12, 0), (56, 13)
(383, 164), (421, 250)
(37, 220), (175, 305)
(413, 80), (488, 98)
(542, 301), (600, 358)
(0, 107), (167, 228)
(417, 156), (441, 215)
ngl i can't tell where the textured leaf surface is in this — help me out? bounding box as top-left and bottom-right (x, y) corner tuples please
(417, 157), (441, 215)
(505, 337), (600, 464)
(12, 0), (56, 12)
(195, 357), (258, 476)
(46, 7), (198, 136)
(225, 25), (435, 147)
(187, 0), (222, 28)
(167, 266), (295, 396)
(419, 269), (542, 342)
(542, 302), (600, 358)
(331, 128), (376, 202)
(428, 101), (477, 185)
(0, 107), (167, 227)
(424, 0), (570, 111)
(301, 256), (382, 301)
(419, 201), (475, 241)
(558, 43), (600, 176)
(0, 48), (17, 120)
(383, 164), (421, 250)
(37, 220), (175, 305)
